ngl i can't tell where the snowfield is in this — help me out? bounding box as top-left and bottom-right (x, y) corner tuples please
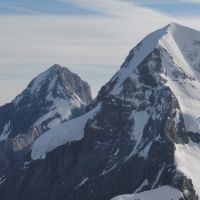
(111, 186), (183, 200)
(31, 104), (101, 160)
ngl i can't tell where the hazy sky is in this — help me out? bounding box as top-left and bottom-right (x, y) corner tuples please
(1, 0), (200, 105)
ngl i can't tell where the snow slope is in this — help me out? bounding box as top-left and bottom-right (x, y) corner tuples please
(109, 23), (200, 133)
(125, 111), (149, 160)
(33, 96), (83, 129)
(31, 104), (101, 160)
(111, 186), (183, 200)
(159, 23), (200, 132)
(25, 64), (90, 129)
(175, 140), (200, 196)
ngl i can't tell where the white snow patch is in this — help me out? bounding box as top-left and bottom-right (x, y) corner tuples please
(0, 121), (11, 141)
(133, 111), (149, 142)
(138, 141), (153, 159)
(174, 109), (181, 128)
(29, 68), (50, 95)
(75, 177), (89, 189)
(125, 111), (149, 161)
(33, 98), (71, 127)
(101, 163), (117, 176)
(151, 163), (165, 189)
(114, 148), (119, 156)
(45, 76), (58, 102)
(33, 95), (83, 129)
(111, 185), (183, 200)
(31, 104), (101, 160)
(47, 118), (62, 129)
(175, 140), (200, 196)
(0, 176), (6, 185)
(188, 118), (200, 133)
(134, 179), (149, 193)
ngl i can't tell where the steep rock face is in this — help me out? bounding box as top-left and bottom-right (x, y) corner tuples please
(1, 23), (200, 200)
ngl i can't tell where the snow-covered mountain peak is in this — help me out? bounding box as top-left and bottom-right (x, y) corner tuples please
(2, 24), (200, 200)
(0, 64), (92, 140)
(163, 21), (200, 36)
(27, 64), (61, 95)
(48, 63), (62, 70)
(103, 23), (200, 133)
(159, 22), (200, 57)
(27, 64), (73, 96)
(163, 22), (187, 32)
(15, 64), (92, 105)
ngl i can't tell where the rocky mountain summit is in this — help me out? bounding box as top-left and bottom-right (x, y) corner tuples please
(1, 23), (200, 200)
(0, 64), (91, 139)
(0, 64), (92, 176)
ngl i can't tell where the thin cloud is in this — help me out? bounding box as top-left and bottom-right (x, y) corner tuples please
(0, 2), (43, 15)
(181, 0), (200, 3)
(62, 0), (168, 17)
(0, 0), (200, 105)
(130, 0), (200, 5)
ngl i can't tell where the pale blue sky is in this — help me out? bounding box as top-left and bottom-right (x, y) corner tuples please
(0, 0), (96, 15)
(0, 0), (200, 16)
(0, 0), (200, 105)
